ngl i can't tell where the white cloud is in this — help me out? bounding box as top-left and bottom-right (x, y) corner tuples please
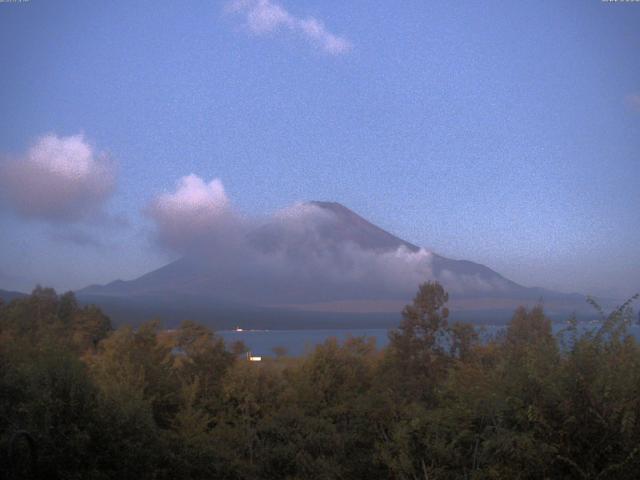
(152, 174), (229, 219)
(146, 176), (440, 303)
(146, 175), (529, 304)
(227, 0), (351, 55)
(0, 133), (116, 222)
(146, 174), (241, 251)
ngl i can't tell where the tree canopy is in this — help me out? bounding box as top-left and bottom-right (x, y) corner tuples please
(1, 284), (639, 479)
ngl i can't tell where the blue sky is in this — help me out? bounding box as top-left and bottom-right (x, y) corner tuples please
(0, 0), (639, 298)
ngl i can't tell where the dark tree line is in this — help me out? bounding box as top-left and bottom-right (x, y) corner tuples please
(1, 283), (639, 479)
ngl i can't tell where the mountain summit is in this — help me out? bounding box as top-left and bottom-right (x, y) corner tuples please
(303, 201), (420, 252)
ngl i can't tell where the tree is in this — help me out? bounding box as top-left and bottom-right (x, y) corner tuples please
(71, 304), (112, 354)
(172, 320), (234, 411)
(386, 281), (452, 403)
(57, 291), (78, 326)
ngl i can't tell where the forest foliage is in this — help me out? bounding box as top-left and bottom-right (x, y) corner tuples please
(1, 283), (640, 479)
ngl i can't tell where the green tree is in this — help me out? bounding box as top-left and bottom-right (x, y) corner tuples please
(386, 281), (452, 403)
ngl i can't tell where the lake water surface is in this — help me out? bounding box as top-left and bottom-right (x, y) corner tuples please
(218, 328), (390, 357)
(219, 324), (640, 357)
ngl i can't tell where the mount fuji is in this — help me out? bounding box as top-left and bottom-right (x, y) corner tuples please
(77, 201), (588, 328)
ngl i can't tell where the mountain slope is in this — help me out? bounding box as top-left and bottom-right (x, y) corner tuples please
(79, 201), (588, 327)
(0, 288), (28, 303)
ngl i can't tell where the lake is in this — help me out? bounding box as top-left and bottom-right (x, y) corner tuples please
(218, 323), (640, 357)
(218, 328), (391, 357)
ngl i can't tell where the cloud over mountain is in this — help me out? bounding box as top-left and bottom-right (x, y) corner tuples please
(145, 174), (244, 252)
(142, 176), (533, 303)
(0, 134), (116, 222)
(144, 175), (436, 302)
(227, 0), (351, 55)
(81, 174), (587, 325)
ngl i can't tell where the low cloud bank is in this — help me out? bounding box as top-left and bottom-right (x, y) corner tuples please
(145, 175), (514, 303)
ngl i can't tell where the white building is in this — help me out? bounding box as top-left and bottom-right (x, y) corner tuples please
(247, 352), (262, 362)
